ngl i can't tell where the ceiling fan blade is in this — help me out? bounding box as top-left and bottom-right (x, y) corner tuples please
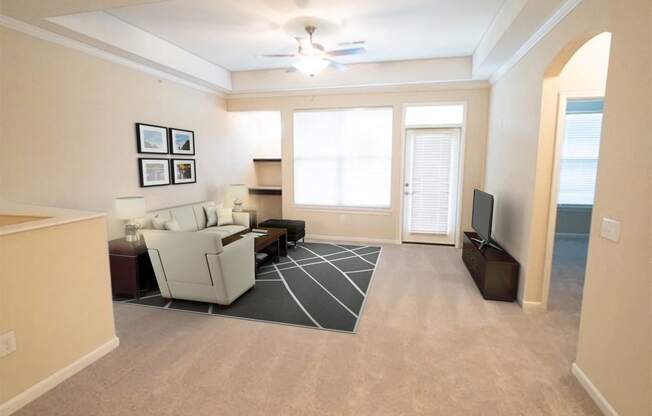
(326, 47), (366, 57)
(337, 40), (366, 46)
(259, 54), (297, 58)
(326, 59), (348, 71)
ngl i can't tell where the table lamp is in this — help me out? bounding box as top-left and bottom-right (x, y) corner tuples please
(229, 184), (247, 212)
(114, 196), (146, 242)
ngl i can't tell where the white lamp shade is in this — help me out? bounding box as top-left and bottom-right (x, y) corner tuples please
(229, 184), (248, 200)
(114, 196), (146, 220)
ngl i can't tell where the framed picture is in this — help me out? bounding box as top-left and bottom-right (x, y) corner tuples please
(171, 159), (196, 185)
(136, 123), (169, 154)
(138, 158), (171, 187)
(169, 128), (195, 155)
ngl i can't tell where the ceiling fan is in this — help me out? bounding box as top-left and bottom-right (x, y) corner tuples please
(260, 25), (366, 77)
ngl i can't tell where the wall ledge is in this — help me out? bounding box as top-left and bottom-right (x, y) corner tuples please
(571, 362), (620, 416)
(0, 337), (120, 416)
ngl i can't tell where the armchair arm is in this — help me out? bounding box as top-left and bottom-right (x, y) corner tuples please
(209, 236), (255, 305)
(233, 211), (250, 227)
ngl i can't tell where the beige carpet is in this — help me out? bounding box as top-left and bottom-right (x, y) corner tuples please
(16, 243), (599, 416)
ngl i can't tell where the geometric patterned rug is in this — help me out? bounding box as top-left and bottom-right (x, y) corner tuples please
(116, 242), (381, 333)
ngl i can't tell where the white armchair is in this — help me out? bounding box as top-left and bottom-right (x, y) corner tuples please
(141, 230), (255, 305)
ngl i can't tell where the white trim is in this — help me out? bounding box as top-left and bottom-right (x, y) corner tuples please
(0, 337), (119, 416)
(571, 363), (620, 416)
(0, 15), (223, 96)
(227, 80), (491, 99)
(490, 0), (584, 84)
(521, 300), (545, 310)
(305, 234), (400, 245)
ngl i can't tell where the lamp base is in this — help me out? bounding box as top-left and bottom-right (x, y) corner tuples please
(125, 223), (140, 242)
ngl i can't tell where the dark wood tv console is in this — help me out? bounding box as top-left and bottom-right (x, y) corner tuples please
(462, 232), (520, 302)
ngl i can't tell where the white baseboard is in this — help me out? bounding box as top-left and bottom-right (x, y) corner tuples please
(521, 300), (545, 310)
(0, 336), (120, 416)
(571, 363), (620, 416)
(305, 234), (400, 245)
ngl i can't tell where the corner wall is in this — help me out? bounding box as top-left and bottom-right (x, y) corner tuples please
(0, 28), (238, 239)
(484, 0), (651, 414)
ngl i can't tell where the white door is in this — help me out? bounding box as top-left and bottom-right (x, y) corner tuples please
(402, 128), (461, 244)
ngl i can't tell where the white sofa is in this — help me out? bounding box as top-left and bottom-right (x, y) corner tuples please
(136, 201), (255, 305)
(135, 201), (250, 238)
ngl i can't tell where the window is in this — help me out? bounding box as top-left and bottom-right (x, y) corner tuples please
(405, 104), (464, 126)
(293, 108), (393, 209)
(558, 99), (603, 205)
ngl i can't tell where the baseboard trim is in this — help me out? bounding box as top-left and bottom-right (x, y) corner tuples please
(521, 300), (545, 310)
(571, 363), (620, 416)
(0, 336), (120, 416)
(306, 234), (400, 245)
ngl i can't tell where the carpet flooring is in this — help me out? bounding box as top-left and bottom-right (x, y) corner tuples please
(116, 242), (381, 332)
(16, 243), (600, 416)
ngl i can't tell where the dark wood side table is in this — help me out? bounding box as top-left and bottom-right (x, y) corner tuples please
(108, 237), (157, 299)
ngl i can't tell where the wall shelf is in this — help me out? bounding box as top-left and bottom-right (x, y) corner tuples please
(248, 186), (282, 196)
(253, 158), (281, 163)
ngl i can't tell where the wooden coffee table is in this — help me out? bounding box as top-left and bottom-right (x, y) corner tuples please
(222, 227), (288, 264)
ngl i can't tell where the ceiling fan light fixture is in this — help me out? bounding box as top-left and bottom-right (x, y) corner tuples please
(292, 56), (329, 77)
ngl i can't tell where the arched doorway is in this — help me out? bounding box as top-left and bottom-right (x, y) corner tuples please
(539, 33), (612, 317)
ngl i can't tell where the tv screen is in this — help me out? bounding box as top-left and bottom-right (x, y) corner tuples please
(472, 189), (494, 243)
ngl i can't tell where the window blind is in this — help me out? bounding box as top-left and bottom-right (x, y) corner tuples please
(558, 100), (603, 205)
(293, 108), (393, 209)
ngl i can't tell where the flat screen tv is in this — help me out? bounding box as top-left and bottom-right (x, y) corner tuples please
(471, 189), (501, 250)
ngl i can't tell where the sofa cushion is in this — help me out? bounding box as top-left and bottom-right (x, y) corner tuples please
(134, 210), (171, 230)
(192, 202), (223, 229)
(217, 207), (234, 226)
(164, 219), (181, 231)
(170, 206), (198, 232)
(199, 224), (246, 238)
(205, 206), (218, 227)
(151, 214), (168, 230)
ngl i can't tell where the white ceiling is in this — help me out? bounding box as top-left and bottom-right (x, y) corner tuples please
(105, 0), (505, 71)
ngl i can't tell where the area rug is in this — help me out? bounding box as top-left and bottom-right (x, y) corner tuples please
(116, 242), (381, 333)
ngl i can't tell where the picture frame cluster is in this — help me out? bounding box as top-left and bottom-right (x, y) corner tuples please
(136, 123), (197, 187)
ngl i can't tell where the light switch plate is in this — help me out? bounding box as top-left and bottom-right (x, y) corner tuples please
(0, 330), (17, 358)
(600, 217), (621, 242)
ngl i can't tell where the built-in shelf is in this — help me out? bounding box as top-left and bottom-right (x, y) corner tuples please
(253, 158), (282, 163)
(248, 186), (282, 196)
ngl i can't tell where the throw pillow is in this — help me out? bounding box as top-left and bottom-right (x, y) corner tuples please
(164, 219), (181, 231)
(217, 207), (234, 226)
(204, 205), (218, 227)
(151, 214), (167, 230)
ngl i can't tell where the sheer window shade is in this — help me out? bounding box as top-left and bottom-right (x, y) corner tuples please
(293, 108), (393, 208)
(558, 100), (603, 205)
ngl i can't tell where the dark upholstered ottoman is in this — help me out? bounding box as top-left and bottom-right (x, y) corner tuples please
(259, 219), (305, 245)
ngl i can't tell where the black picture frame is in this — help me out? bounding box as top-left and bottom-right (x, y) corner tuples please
(171, 159), (197, 185)
(138, 158), (171, 187)
(169, 128), (195, 155)
(136, 123), (169, 154)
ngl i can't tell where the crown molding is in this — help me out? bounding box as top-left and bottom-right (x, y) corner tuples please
(226, 80), (491, 99)
(0, 15), (224, 96)
(489, 0), (584, 84)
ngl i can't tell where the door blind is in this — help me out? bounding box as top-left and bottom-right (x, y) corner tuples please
(409, 132), (455, 234)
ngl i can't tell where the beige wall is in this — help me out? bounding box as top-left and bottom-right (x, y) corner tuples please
(0, 217), (116, 404)
(0, 28), (242, 239)
(484, 0), (651, 414)
(228, 86), (490, 243)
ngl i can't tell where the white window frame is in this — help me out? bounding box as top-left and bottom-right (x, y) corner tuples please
(399, 101), (468, 247)
(292, 106), (394, 214)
